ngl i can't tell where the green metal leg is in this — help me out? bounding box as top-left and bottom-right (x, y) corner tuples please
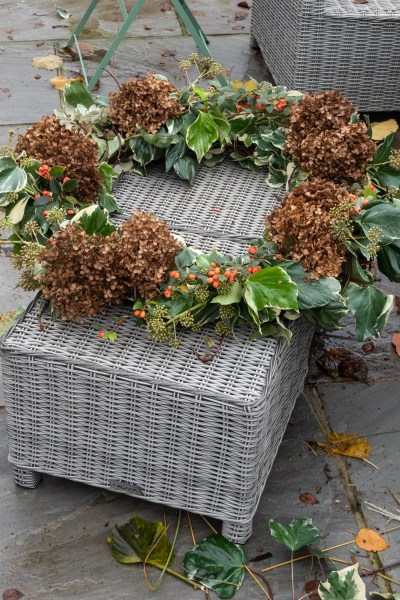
(86, 0), (147, 90)
(65, 0), (100, 48)
(179, 0), (209, 44)
(170, 0), (228, 85)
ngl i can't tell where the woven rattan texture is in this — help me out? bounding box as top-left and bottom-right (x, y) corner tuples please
(1, 163), (314, 542)
(250, 0), (400, 111)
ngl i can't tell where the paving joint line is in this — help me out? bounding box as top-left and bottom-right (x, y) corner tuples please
(303, 384), (393, 595)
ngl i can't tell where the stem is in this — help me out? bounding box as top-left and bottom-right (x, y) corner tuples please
(290, 551), (295, 600)
(164, 566), (204, 590)
(247, 567), (274, 599)
(103, 68), (121, 90)
(244, 565), (272, 599)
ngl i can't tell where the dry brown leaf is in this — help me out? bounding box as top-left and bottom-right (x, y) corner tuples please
(299, 492), (319, 505)
(237, 1), (251, 8)
(50, 75), (83, 90)
(2, 590), (24, 600)
(355, 528), (388, 552)
(371, 119), (399, 141)
(315, 432), (371, 460)
(303, 580), (321, 600)
(392, 332), (400, 357)
(31, 54), (63, 70)
(70, 42), (95, 57)
(192, 10), (205, 16)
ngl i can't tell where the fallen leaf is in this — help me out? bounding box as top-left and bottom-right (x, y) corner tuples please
(232, 24), (245, 29)
(362, 341), (375, 353)
(392, 333), (400, 357)
(36, 41), (44, 46)
(317, 432), (372, 461)
(231, 79), (258, 92)
(300, 492), (319, 505)
(354, 0), (368, 3)
(34, 74), (41, 80)
(4, 28), (15, 34)
(355, 528), (388, 552)
(160, 49), (176, 57)
(192, 10), (205, 16)
(33, 20), (44, 28)
(238, 1), (251, 8)
(50, 75), (84, 90)
(144, 24), (152, 30)
(55, 5), (72, 19)
(303, 579), (321, 600)
(371, 119), (398, 141)
(31, 54), (63, 70)
(2, 590), (24, 600)
(160, 1), (172, 10)
(318, 348), (368, 382)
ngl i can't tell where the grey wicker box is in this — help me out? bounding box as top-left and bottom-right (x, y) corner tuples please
(250, 0), (400, 112)
(0, 162), (314, 543)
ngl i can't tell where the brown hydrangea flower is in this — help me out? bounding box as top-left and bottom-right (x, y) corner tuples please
(266, 179), (354, 279)
(15, 116), (102, 203)
(109, 74), (183, 135)
(117, 210), (181, 298)
(285, 91), (375, 182)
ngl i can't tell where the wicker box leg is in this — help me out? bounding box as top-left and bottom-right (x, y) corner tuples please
(250, 33), (259, 48)
(222, 519), (253, 544)
(13, 467), (42, 489)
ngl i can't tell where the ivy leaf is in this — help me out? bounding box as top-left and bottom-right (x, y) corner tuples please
(175, 246), (197, 270)
(99, 162), (118, 193)
(269, 518), (322, 552)
(0, 157), (27, 193)
(165, 136), (187, 172)
(358, 204), (400, 244)
(184, 534), (247, 599)
(63, 80), (94, 109)
(98, 189), (120, 213)
(244, 267), (298, 315)
(347, 285), (394, 341)
(186, 112), (219, 161)
(78, 207), (116, 236)
(373, 133), (394, 165)
(319, 565), (366, 600)
(129, 137), (162, 167)
(282, 262), (342, 310)
(139, 130), (180, 149)
(8, 195), (30, 224)
(208, 108), (231, 142)
(173, 155), (198, 185)
(373, 166), (400, 190)
(109, 512), (174, 568)
(212, 281), (243, 305)
(377, 240), (400, 282)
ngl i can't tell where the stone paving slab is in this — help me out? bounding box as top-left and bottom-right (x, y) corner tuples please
(0, 395), (362, 600)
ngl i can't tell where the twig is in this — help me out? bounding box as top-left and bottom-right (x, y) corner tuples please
(365, 502), (400, 522)
(244, 565), (273, 600)
(103, 68), (121, 90)
(388, 486), (400, 508)
(360, 560), (400, 579)
(201, 515), (218, 534)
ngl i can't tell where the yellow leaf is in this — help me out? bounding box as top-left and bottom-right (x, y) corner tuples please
(50, 75), (84, 90)
(355, 528), (388, 552)
(315, 432), (371, 460)
(371, 119), (398, 141)
(231, 79), (258, 93)
(31, 54), (64, 70)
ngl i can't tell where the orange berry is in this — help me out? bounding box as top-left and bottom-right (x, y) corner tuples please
(257, 103), (264, 110)
(169, 271), (176, 278)
(363, 199), (369, 206)
(188, 273), (196, 280)
(247, 246), (257, 254)
(275, 253), (283, 260)
(236, 104), (242, 111)
(207, 277), (214, 284)
(224, 270), (230, 278)
(174, 272), (180, 279)
(67, 209), (75, 215)
(211, 261), (217, 267)
(139, 310), (146, 319)
(43, 210), (49, 217)
(213, 275), (220, 281)
(167, 285), (173, 291)
(133, 309), (141, 317)
(164, 290), (171, 298)
(208, 270), (215, 276)
(212, 281), (219, 288)
(247, 266), (253, 273)
(214, 267), (221, 275)
(98, 331), (105, 339)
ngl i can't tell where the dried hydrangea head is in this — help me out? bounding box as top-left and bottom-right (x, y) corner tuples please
(266, 179), (355, 279)
(15, 116), (102, 203)
(38, 224), (125, 320)
(285, 91), (375, 182)
(294, 123), (376, 182)
(109, 74), (183, 135)
(117, 210), (181, 299)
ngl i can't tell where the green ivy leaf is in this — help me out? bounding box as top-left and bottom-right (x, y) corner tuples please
(208, 108), (231, 142)
(175, 246), (197, 270)
(139, 130), (180, 149)
(0, 157), (27, 193)
(265, 163), (286, 188)
(129, 137), (158, 167)
(373, 133), (394, 165)
(374, 166), (400, 190)
(49, 166), (65, 178)
(98, 189), (120, 213)
(99, 162), (118, 193)
(319, 565), (366, 600)
(301, 297), (347, 331)
(62, 178), (79, 193)
(184, 534), (247, 599)
(186, 112), (219, 161)
(63, 80), (94, 109)
(244, 267), (298, 316)
(229, 114), (255, 136)
(78, 207), (116, 236)
(347, 285), (394, 341)
(55, 5), (72, 19)
(165, 136), (187, 172)
(282, 262), (342, 310)
(358, 204), (400, 244)
(269, 518), (322, 552)
(377, 240), (400, 282)
(8, 195), (30, 224)
(212, 281), (243, 305)
(173, 155), (198, 185)
(110, 512), (174, 568)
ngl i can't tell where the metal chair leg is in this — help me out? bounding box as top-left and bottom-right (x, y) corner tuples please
(65, 0), (100, 48)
